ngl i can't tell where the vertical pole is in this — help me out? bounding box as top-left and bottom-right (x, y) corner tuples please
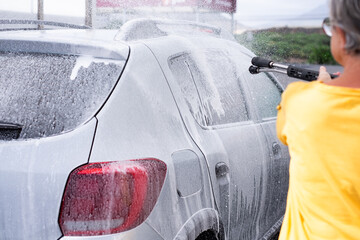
(85, 0), (95, 27)
(231, 0), (236, 35)
(37, 0), (44, 29)
(37, 0), (44, 20)
(231, 13), (234, 35)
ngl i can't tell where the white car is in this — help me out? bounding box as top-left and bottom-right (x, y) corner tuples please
(0, 19), (289, 240)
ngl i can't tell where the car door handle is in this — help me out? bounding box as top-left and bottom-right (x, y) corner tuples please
(272, 142), (281, 158)
(215, 162), (230, 236)
(215, 162), (229, 177)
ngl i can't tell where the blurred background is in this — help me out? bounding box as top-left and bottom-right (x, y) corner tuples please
(0, 0), (335, 65)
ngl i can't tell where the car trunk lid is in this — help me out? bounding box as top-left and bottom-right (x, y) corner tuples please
(0, 118), (97, 239)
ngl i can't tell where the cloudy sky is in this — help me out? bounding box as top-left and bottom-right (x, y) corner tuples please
(0, 0), (329, 27)
(0, 0), (329, 16)
(236, 0), (328, 18)
(236, 0), (329, 27)
(0, 0), (85, 16)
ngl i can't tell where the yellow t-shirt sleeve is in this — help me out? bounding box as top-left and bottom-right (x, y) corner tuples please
(276, 101), (287, 145)
(276, 82), (308, 146)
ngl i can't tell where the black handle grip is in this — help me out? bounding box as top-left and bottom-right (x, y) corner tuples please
(249, 65), (260, 74)
(330, 73), (338, 79)
(251, 57), (273, 68)
(287, 66), (339, 81)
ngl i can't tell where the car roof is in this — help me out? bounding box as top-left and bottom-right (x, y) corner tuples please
(0, 19), (254, 61)
(0, 29), (129, 60)
(114, 18), (235, 42)
(115, 18), (254, 56)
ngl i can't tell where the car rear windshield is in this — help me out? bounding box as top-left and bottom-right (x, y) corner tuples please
(0, 52), (125, 139)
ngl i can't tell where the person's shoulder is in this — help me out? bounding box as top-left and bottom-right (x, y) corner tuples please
(285, 81), (312, 92)
(282, 81), (315, 99)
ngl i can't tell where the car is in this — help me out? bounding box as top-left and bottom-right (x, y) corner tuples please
(0, 18), (290, 240)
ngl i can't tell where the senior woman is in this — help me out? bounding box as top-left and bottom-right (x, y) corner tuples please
(277, 0), (360, 239)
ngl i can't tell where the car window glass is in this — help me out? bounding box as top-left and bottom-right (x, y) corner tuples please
(170, 50), (249, 127)
(188, 50), (249, 126)
(169, 55), (206, 126)
(0, 52), (125, 139)
(244, 73), (282, 119)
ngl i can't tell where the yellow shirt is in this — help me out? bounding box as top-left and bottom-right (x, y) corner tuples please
(277, 81), (360, 240)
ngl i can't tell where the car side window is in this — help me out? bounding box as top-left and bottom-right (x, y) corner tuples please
(169, 54), (207, 126)
(169, 51), (249, 127)
(245, 73), (282, 120)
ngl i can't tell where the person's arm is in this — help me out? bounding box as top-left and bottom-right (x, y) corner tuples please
(277, 100), (287, 145)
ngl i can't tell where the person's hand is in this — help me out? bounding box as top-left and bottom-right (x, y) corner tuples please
(318, 66), (341, 81)
(318, 66), (332, 82)
(318, 66), (331, 81)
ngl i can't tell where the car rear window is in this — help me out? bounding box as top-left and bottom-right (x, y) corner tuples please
(0, 52), (125, 139)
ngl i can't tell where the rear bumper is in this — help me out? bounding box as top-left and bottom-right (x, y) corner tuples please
(59, 221), (164, 240)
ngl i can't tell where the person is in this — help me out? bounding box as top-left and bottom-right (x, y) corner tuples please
(276, 0), (360, 239)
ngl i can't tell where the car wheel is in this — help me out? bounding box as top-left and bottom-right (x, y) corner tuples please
(270, 231), (280, 240)
(195, 230), (218, 240)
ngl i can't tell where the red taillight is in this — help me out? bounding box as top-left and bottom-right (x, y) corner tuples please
(59, 159), (167, 236)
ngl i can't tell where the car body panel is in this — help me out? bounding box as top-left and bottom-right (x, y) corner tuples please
(89, 42), (192, 162)
(0, 118), (97, 239)
(0, 23), (289, 240)
(141, 35), (289, 239)
(0, 29), (129, 239)
(256, 120), (289, 234)
(60, 221), (164, 240)
(241, 72), (290, 235)
(89, 42), (216, 239)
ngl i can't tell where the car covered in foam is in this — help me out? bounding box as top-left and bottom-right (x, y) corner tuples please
(0, 19), (289, 240)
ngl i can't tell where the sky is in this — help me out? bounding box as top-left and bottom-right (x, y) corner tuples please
(0, 0), (330, 28)
(236, 0), (329, 28)
(0, 0), (85, 17)
(0, 0), (329, 16)
(236, 0), (328, 19)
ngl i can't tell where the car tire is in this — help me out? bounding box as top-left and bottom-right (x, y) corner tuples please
(269, 231), (280, 240)
(195, 230), (218, 240)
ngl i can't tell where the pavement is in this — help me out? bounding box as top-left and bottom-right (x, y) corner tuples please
(274, 64), (344, 89)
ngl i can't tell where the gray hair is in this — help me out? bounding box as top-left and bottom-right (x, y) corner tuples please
(330, 0), (360, 54)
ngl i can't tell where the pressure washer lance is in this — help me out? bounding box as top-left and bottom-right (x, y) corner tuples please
(249, 57), (338, 81)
